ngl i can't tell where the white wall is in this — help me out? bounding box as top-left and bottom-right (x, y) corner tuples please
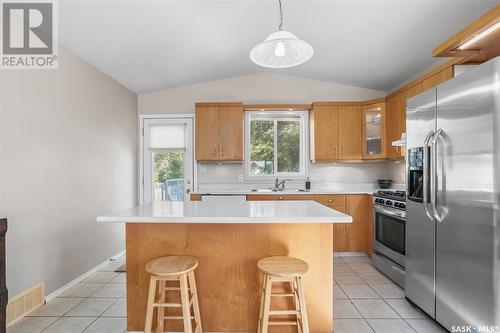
(0, 45), (137, 297)
(139, 72), (385, 114)
(139, 72), (404, 189)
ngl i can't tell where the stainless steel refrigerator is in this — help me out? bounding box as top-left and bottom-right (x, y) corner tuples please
(405, 56), (499, 331)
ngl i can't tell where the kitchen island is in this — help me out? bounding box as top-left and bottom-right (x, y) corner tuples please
(98, 199), (352, 333)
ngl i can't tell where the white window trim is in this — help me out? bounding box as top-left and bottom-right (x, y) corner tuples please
(244, 110), (309, 180)
(138, 114), (196, 205)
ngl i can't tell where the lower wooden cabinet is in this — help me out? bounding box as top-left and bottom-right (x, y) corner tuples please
(331, 195), (372, 254)
(313, 194), (346, 212)
(245, 193), (373, 254)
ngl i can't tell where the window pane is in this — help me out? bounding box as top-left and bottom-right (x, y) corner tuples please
(250, 120), (274, 175)
(277, 120), (300, 173)
(152, 152), (184, 201)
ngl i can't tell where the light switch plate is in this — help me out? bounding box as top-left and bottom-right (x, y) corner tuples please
(238, 174), (244, 182)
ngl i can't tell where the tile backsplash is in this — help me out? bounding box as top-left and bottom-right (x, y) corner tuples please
(196, 160), (405, 190)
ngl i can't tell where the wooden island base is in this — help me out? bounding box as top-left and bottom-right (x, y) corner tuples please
(126, 222), (333, 333)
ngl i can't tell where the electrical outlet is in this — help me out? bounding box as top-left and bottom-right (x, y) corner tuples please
(199, 165), (208, 173)
(310, 174), (321, 181)
(238, 174), (244, 182)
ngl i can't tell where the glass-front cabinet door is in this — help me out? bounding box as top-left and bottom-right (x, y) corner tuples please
(362, 102), (386, 159)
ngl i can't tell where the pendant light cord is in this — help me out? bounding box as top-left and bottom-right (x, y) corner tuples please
(278, 0), (284, 30)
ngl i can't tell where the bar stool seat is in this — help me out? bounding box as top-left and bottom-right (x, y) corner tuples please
(146, 256), (198, 277)
(257, 256), (308, 277)
(144, 255), (202, 333)
(257, 256), (310, 333)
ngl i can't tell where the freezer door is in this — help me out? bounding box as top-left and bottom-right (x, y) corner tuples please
(405, 88), (437, 317)
(434, 58), (498, 330)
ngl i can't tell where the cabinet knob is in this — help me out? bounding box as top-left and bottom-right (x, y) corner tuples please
(279, 196), (283, 200)
(328, 199), (334, 202)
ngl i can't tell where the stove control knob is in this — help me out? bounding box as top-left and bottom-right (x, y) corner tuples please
(400, 203), (406, 209)
(394, 202), (401, 208)
(386, 200), (393, 206)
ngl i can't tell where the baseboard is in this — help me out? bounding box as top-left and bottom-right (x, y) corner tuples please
(45, 249), (125, 302)
(6, 282), (45, 327)
(333, 251), (370, 257)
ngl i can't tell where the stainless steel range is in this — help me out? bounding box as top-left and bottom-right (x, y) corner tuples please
(372, 190), (406, 288)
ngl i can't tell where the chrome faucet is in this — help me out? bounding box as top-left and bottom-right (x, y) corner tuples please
(274, 178), (292, 191)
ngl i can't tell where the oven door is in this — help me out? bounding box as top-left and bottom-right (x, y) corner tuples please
(373, 204), (406, 267)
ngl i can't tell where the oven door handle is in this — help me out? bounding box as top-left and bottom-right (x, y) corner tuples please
(374, 205), (406, 220)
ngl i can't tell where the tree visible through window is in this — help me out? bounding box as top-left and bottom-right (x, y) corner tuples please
(248, 112), (305, 176)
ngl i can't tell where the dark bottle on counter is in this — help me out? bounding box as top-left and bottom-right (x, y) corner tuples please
(305, 178), (311, 191)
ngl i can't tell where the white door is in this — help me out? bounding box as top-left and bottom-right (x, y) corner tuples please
(142, 118), (193, 204)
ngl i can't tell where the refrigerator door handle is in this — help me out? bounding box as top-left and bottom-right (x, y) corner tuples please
(431, 128), (443, 222)
(423, 130), (435, 220)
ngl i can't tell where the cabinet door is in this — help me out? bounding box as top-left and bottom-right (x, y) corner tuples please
(195, 106), (219, 160)
(346, 195), (372, 253)
(338, 106), (362, 160)
(422, 66), (454, 91)
(362, 102), (386, 159)
(385, 94), (404, 159)
(314, 195), (346, 212)
(310, 105), (338, 161)
(401, 83), (423, 132)
(218, 105), (243, 161)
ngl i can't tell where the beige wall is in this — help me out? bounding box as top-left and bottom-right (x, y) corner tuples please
(139, 72), (385, 114)
(0, 45), (138, 296)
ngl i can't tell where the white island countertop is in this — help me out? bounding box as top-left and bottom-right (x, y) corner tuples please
(97, 198), (352, 224)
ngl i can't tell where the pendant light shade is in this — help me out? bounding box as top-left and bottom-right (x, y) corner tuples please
(249, 30), (313, 68)
(249, 0), (313, 68)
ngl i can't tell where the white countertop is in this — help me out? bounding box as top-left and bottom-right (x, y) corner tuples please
(97, 198), (352, 224)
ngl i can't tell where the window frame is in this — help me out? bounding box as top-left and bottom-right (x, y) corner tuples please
(244, 110), (309, 179)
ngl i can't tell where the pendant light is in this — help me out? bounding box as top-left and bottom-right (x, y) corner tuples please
(249, 0), (313, 68)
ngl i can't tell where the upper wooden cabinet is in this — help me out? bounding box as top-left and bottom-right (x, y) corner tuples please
(422, 67), (454, 91)
(195, 103), (243, 161)
(310, 104), (339, 162)
(385, 94), (403, 159)
(338, 106), (363, 160)
(310, 103), (363, 162)
(362, 102), (386, 159)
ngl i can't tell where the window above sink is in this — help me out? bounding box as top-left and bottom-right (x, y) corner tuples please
(244, 110), (308, 179)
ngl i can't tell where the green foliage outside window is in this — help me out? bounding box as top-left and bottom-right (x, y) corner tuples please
(250, 118), (300, 175)
(154, 152), (183, 183)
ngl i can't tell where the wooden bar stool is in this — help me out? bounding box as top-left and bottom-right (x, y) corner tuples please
(144, 256), (203, 333)
(257, 256), (309, 333)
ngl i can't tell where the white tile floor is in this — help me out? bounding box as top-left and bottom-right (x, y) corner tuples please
(333, 256), (448, 333)
(8, 256), (127, 333)
(8, 255), (448, 333)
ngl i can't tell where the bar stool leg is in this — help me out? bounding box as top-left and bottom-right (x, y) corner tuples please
(155, 280), (166, 333)
(145, 277), (157, 333)
(188, 271), (203, 333)
(295, 276), (309, 333)
(179, 274), (193, 333)
(257, 274), (268, 333)
(260, 275), (273, 333)
(292, 280), (303, 333)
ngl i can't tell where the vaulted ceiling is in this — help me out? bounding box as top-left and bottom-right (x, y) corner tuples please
(59, 0), (497, 93)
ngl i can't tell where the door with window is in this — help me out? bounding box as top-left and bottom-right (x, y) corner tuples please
(142, 118), (193, 204)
